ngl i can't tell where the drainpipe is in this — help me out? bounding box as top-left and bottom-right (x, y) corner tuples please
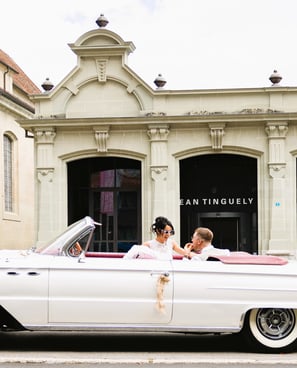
(3, 66), (9, 91)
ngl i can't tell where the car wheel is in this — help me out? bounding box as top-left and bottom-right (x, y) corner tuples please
(243, 308), (297, 352)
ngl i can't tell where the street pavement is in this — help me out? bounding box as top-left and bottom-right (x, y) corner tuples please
(0, 331), (297, 366)
(1, 352), (297, 367)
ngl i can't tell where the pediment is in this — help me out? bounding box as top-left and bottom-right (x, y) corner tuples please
(65, 79), (141, 118)
(81, 35), (119, 47)
(69, 29), (135, 55)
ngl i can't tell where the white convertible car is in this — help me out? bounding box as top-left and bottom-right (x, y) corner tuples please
(1, 216), (297, 353)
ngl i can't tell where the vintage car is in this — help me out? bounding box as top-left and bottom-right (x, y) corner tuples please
(0, 216), (297, 353)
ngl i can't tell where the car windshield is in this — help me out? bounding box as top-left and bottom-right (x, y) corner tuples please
(35, 216), (96, 255)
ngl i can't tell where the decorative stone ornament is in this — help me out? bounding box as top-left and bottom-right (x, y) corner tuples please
(96, 14), (109, 28)
(154, 74), (167, 89)
(269, 70), (282, 85)
(41, 78), (54, 91)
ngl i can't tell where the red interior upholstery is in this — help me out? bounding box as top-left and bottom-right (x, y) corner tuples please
(211, 252), (288, 265)
(85, 251), (286, 264)
(85, 252), (183, 260)
(86, 252), (125, 258)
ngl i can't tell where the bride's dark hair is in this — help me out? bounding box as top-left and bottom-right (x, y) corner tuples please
(151, 216), (174, 234)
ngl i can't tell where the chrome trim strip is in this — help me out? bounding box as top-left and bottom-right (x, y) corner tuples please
(23, 324), (241, 333)
(209, 286), (297, 292)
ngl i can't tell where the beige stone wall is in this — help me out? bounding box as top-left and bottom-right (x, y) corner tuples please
(19, 26), (297, 256)
(0, 108), (35, 249)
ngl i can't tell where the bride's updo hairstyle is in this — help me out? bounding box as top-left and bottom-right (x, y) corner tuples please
(151, 216), (175, 235)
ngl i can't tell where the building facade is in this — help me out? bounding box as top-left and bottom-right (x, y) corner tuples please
(19, 19), (297, 256)
(0, 50), (39, 249)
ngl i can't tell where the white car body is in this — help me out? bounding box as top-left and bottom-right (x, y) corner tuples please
(0, 216), (297, 353)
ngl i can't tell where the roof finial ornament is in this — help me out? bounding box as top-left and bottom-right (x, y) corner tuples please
(41, 77), (54, 92)
(269, 70), (282, 86)
(96, 14), (109, 28)
(154, 74), (167, 89)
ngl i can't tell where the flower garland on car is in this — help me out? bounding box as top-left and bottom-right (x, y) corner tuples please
(156, 274), (170, 313)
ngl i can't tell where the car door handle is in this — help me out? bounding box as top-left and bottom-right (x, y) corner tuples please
(150, 272), (170, 277)
(7, 271), (19, 276)
(27, 272), (40, 276)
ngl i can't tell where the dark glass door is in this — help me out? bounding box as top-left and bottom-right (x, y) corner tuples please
(91, 190), (139, 252)
(180, 154), (258, 253)
(200, 217), (239, 251)
(68, 158), (141, 252)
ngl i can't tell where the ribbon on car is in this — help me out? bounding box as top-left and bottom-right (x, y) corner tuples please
(156, 274), (170, 314)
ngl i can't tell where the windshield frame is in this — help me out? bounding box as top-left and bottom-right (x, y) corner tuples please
(35, 216), (96, 255)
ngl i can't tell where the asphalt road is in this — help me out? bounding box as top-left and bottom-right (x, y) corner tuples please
(0, 331), (297, 366)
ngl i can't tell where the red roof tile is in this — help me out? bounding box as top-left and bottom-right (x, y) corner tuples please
(0, 49), (41, 95)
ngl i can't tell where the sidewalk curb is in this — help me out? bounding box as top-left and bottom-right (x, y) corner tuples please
(1, 357), (297, 365)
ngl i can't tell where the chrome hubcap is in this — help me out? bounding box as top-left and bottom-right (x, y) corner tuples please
(256, 308), (295, 340)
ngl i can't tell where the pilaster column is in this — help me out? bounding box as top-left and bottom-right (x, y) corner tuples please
(147, 125), (169, 219)
(265, 122), (288, 251)
(34, 127), (56, 243)
(37, 169), (54, 241)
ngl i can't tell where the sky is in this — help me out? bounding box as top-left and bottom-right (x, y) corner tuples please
(1, 0), (297, 91)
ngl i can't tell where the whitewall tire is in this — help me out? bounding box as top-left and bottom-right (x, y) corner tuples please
(243, 308), (297, 352)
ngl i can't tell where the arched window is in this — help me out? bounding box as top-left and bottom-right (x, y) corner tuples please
(68, 157), (141, 252)
(180, 154), (258, 253)
(3, 134), (14, 212)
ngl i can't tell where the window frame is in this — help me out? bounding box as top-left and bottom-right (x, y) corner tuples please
(3, 132), (19, 219)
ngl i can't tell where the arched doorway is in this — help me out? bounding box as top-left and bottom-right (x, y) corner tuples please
(68, 157), (141, 252)
(180, 154), (258, 253)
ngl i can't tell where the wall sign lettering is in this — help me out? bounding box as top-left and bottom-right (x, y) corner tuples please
(180, 197), (254, 206)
